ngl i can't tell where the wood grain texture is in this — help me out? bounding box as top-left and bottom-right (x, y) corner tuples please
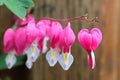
(100, 0), (120, 80)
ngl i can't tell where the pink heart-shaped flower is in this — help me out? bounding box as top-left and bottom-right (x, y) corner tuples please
(78, 28), (102, 69)
(78, 28), (102, 52)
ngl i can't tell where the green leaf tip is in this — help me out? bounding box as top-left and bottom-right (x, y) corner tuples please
(4, 0), (35, 19)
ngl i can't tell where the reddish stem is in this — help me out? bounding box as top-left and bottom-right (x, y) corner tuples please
(37, 16), (100, 26)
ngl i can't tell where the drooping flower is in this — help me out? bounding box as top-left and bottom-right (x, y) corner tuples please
(46, 21), (63, 67)
(58, 22), (75, 71)
(77, 28), (102, 69)
(25, 20), (40, 64)
(23, 16), (40, 69)
(36, 20), (51, 53)
(3, 28), (16, 69)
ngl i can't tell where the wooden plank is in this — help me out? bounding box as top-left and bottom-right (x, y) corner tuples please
(100, 0), (120, 80)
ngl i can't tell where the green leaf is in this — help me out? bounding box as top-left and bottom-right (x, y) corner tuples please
(18, 0), (34, 7)
(4, 0), (26, 19)
(0, 2), (3, 6)
(4, 0), (34, 19)
(0, 54), (26, 70)
(0, 0), (4, 6)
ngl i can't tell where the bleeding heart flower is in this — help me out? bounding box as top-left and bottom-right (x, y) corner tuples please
(58, 22), (75, 71)
(46, 21), (63, 67)
(25, 33), (40, 69)
(24, 17), (41, 69)
(3, 28), (16, 69)
(36, 20), (51, 53)
(78, 28), (102, 69)
(12, 15), (34, 55)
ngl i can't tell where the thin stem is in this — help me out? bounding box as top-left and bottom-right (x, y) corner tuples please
(37, 16), (100, 26)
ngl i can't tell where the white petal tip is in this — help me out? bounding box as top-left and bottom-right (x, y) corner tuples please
(5, 53), (16, 69)
(58, 53), (74, 71)
(7, 62), (13, 69)
(42, 46), (48, 53)
(42, 37), (48, 53)
(88, 51), (96, 69)
(30, 53), (40, 62)
(25, 61), (33, 69)
(48, 59), (57, 67)
(46, 49), (59, 67)
(26, 45), (40, 63)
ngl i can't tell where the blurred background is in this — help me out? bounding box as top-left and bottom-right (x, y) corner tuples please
(0, 0), (120, 80)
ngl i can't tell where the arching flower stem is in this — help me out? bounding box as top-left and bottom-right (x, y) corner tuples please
(37, 16), (100, 26)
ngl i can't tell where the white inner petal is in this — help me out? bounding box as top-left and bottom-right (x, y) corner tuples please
(25, 56), (33, 69)
(5, 52), (16, 69)
(25, 44), (40, 62)
(91, 51), (95, 69)
(42, 37), (48, 53)
(58, 52), (74, 71)
(46, 48), (59, 67)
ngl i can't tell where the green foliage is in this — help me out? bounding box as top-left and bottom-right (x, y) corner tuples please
(0, 0), (4, 6)
(18, 0), (34, 7)
(0, 0), (34, 19)
(3, 76), (11, 80)
(0, 76), (11, 80)
(0, 54), (26, 70)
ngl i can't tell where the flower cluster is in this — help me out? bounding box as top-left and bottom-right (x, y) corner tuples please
(3, 14), (102, 70)
(3, 14), (75, 70)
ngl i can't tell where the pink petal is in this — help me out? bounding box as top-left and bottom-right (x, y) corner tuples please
(37, 20), (51, 36)
(3, 28), (15, 52)
(38, 38), (44, 51)
(48, 21), (63, 48)
(62, 22), (75, 53)
(78, 28), (102, 52)
(78, 29), (92, 51)
(18, 14), (34, 26)
(57, 31), (64, 52)
(14, 27), (27, 55)
(36, 20), (50, 51)
(26, 20), (39, 45)
(36, 20), (47, 40)
(91, 28), (102, 50)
